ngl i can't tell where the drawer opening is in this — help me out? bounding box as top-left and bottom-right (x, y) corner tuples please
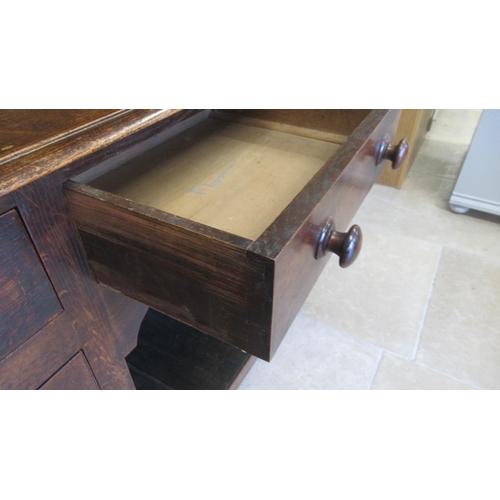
(84, 111), (364, 241)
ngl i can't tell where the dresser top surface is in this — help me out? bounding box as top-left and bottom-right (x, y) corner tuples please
(0, 109), (180, 197)
(0, 109), (122, 164)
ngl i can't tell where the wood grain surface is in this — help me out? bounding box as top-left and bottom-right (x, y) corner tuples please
(0, 210), (62, 360)
(216, 110), (371, 137)
(0, 109), (183, 198)
(0, 110), (122, 164)
(65, 181), (274, 359)
(0, 313), (81, 390)
(0, 193), (15, 215)
(100, 286), (149, 357)
(13, 174), (135, 389)
(376, 109), (434, 188)
(40, 352), (99, 390)
(89, 118), (340, 240)
(268, 110), (400, 355)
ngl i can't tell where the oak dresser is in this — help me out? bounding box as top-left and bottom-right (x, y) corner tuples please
(0, 110), (407, 389)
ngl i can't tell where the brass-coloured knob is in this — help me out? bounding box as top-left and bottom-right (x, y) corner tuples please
(375, 134), (409, 170)
(315, 218), (362, 268)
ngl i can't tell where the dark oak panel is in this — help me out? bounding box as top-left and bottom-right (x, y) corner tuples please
(0, 210), (62, 360)
(0, 193), (15, 215)
(217, 109), (371, 137)
(0, 109), (183, 198)
(0, 109), (121, 164)
(0, 313), (81, 390)
(40, 352), (99, 390)
(13, 175), (135, 389)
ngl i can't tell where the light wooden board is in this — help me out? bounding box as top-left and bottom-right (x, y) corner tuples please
(376, 109), (434, 188)
(90, 118), (340, 240)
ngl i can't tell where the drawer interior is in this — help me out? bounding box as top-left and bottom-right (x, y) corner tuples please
(85, 111), (363, 241)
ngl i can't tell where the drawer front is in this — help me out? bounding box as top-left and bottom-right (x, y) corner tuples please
(0, 210), (63, 361)
(0, 313), (81, 390)
(65, 110), (402, 361)
(263, 110), (401, 356)
(40, 352), (99, 390)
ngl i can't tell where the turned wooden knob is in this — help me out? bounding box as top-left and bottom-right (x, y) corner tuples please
(315, 218), (362, 268)
(375, 134), (409, 170)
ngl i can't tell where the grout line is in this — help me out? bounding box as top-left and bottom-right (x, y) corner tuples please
(303, 306), (486, 390)
(368, 350), (384, 390)
(374, 350), (485, 390)
(411, 360), (485, 390)
(411, 245), (444, 361)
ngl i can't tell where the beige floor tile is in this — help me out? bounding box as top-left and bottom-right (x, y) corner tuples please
(371, 352), (476, 390)
(360, 109), (499, 262)
(357, 171), (500, 263)
(238, 315), (381, 390)
(300, 225), (441, 358)
(416, 247), (500, 389)
(428, 109), (482, 144)
(411, 139), (471, 179)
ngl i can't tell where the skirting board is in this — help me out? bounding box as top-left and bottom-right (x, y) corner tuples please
(449, 193), (500, 216)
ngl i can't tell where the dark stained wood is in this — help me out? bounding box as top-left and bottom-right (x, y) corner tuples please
(62, 109), (207, 182)
(126, 309), (255, 390)
(128, 366), (172, 390)
(0, 109), (407, 389)
(40, 352), (99, 390)
(0, 109), (122, 164)
(0, 109), (183, 198)
(65, 181), (274, 360)
(0, 192), (15, 215)
(13, 174), (135, 389)
(0, 210), (62, 361)
(248, 110), (396, 258)
(65, 110), (400, 361)
(215, 109), (371, 137)
(100, 286), (149, 357)
(376, 136), (410, 170)
(315, 222), (363, 267)
(268, 110), (400, 356)
(228, 355), (257, 390)
(0, 313), (81, 390)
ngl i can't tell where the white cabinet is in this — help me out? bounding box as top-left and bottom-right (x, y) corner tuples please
(450, 110), (500, 216)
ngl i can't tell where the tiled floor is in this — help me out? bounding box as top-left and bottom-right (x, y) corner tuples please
(239, 109), (500, 390)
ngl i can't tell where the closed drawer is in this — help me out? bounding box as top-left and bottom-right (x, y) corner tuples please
(65, 109), (402, 361)
(0, 210), (62, 360)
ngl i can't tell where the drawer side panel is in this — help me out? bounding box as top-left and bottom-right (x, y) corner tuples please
(65, 183), (275, 360)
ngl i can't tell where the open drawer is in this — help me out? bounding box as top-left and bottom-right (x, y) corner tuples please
(65, 109), (404, 361)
